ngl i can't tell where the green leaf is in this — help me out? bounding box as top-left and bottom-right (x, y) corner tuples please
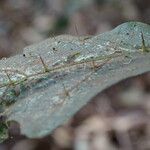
(0, 121), (8, 143)
(0, 21), (150, 140)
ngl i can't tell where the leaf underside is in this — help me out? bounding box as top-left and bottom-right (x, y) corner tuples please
(0, 21), (150, 139)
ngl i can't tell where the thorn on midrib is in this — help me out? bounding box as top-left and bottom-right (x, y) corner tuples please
(39, 55), (49, 72)
(62, 83), (70, 98)
(91, 59), (96, 71)
(4, 71), (14, 85)
(74, 23), (79, 36)
(141, 32), (149, 52)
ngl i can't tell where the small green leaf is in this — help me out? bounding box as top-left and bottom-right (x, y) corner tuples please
(0, 121), (8, 143)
